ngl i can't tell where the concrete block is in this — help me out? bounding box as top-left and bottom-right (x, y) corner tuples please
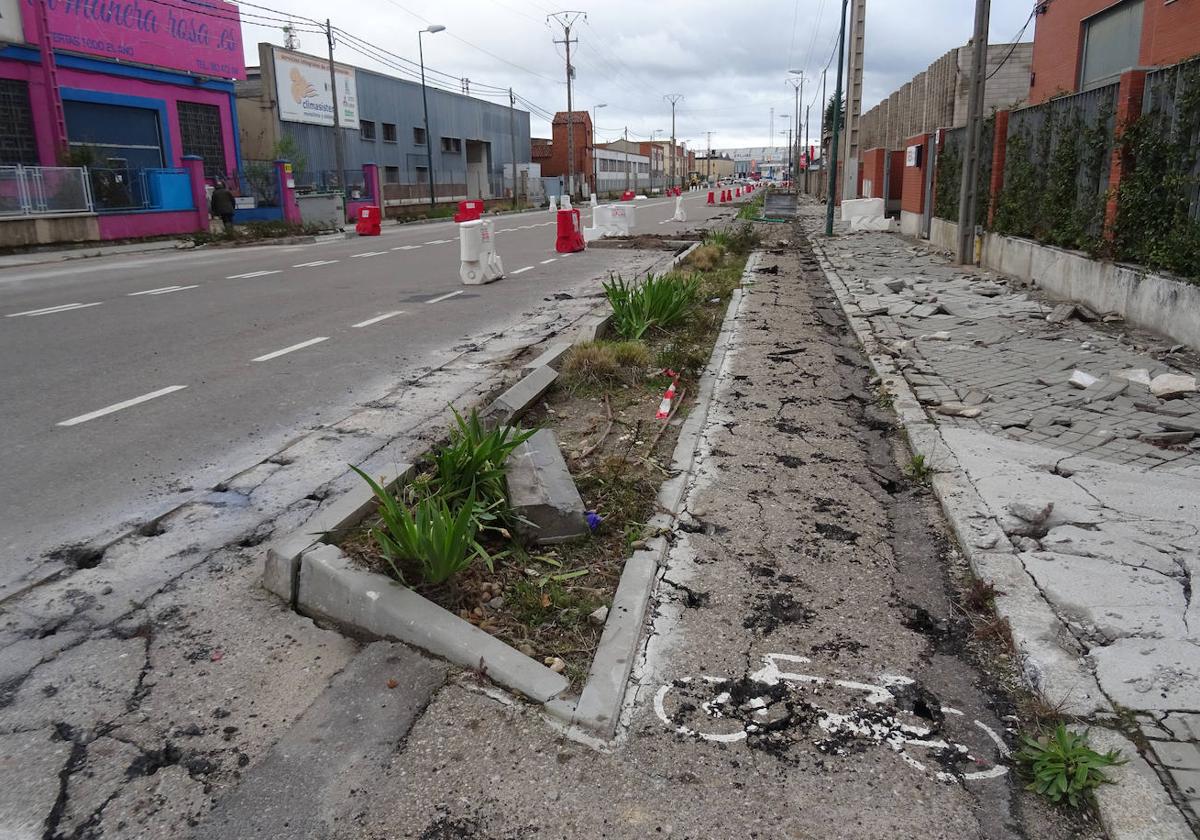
(1089, 728), (1196, 840)
(297, 544), (569, 703)
(523, 341), (572, 372)
(575, 312), (612, 342)
(483, 365), (557, 425)
(506, 429), (588, 544)
(192, 642), (445, 840)
(263, 531), (318, 604)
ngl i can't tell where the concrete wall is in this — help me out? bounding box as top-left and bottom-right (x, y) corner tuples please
(1029, 0), (1200, 104)
(929, 218), (1200, 353)
(0, 215), (100, 247)
(97, 211), (201, 240)
(929, 216), (957, 252)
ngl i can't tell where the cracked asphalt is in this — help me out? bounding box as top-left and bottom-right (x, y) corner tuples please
(289, 230), (1099, 839)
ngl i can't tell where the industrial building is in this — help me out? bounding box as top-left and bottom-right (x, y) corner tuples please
(236, 44), (531, 204)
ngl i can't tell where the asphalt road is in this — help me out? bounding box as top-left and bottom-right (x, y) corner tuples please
(0, 190), (732, 585)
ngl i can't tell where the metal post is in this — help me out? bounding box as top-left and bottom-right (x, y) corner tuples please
(826, 0), (849, 236)
(842, 0), (867, 201)
(623, 127), (629, 193)
(326, 20), (346, 195)
(665, 94), (683, 190)
(820, 69), (827, 197)
(957, 0), (991, 264)
(418, 30), (436, 207)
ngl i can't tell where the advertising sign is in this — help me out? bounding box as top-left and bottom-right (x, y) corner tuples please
(0, 0), (22, 43)
(274, 48), (359, 128)
(24, 0), (245, 79)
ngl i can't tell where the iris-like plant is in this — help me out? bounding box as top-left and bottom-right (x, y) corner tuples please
(604, 272), (699, 340)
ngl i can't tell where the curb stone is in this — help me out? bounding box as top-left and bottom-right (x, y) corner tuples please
(807, 232), (1195, 840)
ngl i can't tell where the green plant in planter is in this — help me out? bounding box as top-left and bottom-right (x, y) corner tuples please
(352, 467), (490, 585)
(604, 272), (699, 339)
(1016, 725), (1124, 807)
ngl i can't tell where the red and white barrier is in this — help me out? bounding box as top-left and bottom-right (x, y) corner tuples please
(655, 373), (680, 419)
(460, 218), (503, 285)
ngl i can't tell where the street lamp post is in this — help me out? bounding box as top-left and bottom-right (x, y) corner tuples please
(418, 24), (445, 208)
(592, 103), (606, 197)
(779, 115), (790, 180)
(788, 70), (804, 185)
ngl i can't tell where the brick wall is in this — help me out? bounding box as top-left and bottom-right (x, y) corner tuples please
(533, 112), (594, 189)
(1030, 0), (1200, 104)
(900, 133), (929, 215)
(888, 151), (905, 201)
(861, 148), (887, 199)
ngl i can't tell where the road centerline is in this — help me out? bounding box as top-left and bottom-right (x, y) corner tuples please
(426, 290), (463, 304)
(351, 311), (405, 328)
(251, 336), (330, 362)
(294, 260), (339, 267)
(350, 251), (386, 259)
(228, 270), (281, 279)
(57, 385), (188, 427)
(540, 258), (557, 264)
(7, 302), (103, 318)
(510, 266), (533, 275)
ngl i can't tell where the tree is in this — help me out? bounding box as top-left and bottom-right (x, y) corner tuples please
(271, 134), (307, 174)
(824, 93), (845, 139)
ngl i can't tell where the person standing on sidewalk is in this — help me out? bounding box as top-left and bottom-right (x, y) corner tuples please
(210, 181), (236, 236)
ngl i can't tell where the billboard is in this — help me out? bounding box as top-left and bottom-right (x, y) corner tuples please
(25, 0), (245, 79)
(1, 0), (22, 44)
(274, 48), (359, 128)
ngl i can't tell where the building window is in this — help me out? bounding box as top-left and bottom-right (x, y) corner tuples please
(415, 166), (428, 184)
(382, 122), (397, 143)
(177, 101), (227, 177)
(1080, 0), (1144, 89)
(0, 79), (39, 165)
(384, 165), (400, 184)
(64, 99), (164, 169)
(413, 126), (426, 145)
(360, 119), (376, 140)
(441, 136), (462, 154)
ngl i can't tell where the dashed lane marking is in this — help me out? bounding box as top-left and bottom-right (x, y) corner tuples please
(57, 385), (187, 427)
(251, 336), (329, 362)
(294, 260), (339, 267)
(510, 266), (533, 275)
(7, 302), (103, 317)
(540, 258), (557, 264)
(426, 290), (463, 304)
(351, 311), (405, 328)
(127, 285), (198, 296)
(227, 270), (281, 279)
(423, 239), (454, 245)
(350, 251), (387, 258)
(392, 245), (422, 251)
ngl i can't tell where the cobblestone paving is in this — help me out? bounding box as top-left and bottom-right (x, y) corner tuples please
(807, 210), (1200, 835)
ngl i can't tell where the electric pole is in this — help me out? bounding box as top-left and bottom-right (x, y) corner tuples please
(325, 19), (346, 193)
(509, 88), (518, 209)
(787, 74), (803, 182)
(282, 21), (299, 50)
(623, 126), (630, 193)
(826, 0), (849, 236)
(958, 0), (991, 264)
(665, 94), (683, 190)
(549, 12), (584, 199)
(706, 130), (714, 184)
(842, 0), (867, 201)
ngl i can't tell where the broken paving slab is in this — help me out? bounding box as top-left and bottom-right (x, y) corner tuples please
(1090, 639), (1200, 712)
(506, 428), (589, 544)
(1150, 373), (1198, 399)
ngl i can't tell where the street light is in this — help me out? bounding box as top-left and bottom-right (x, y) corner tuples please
(418, 24), (445, 208)
(779, 116), (790, 180)
(592, 103), (606, 197)
(788, 69), (805, 179)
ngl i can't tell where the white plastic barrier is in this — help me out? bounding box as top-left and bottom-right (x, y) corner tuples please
(459, 218), (504, 285)
(561, 194), (572, 210)
(548, 195), (558, 213)
(589, 193), (598, 208)
(583, 202), (636, 241)
(840, 197), (891, 232)
(611, 203), (635, 234)
(672, 195), (686, 223)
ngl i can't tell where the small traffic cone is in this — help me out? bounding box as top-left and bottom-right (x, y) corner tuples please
(735, 187), (742, 198)
(706, 190), (715, 205)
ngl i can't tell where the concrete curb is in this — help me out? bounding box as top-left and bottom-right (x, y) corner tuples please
(0, 238), (188, 268)
(807, 232), (1196, 840)
(568, 252), (758, 738)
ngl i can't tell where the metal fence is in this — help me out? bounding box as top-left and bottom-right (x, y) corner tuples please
(87, 167), (193, 213)
(1143, 57), (1200, 222)
(0, 165), (93, 216)
(230, 161), (281, 208)
(995, 83), (1118, 245)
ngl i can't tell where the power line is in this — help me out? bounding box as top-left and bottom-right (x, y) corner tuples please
(987, 5), (1038, 80)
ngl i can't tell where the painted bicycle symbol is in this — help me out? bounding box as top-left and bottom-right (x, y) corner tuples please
(654, 654), (1009, 782)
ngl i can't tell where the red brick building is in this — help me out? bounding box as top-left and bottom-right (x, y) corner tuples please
(527, 111), (594, 194)
(1029, 0), (1200, 104)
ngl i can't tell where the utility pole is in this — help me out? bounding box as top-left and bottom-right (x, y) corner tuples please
(623, 126), (630, 193)
(826, 0), (849, 236)
(787, 74), (803, 182)
(509, 88), (518, 209)
(706, 130), (714, 184)
(842, 0), (867, 201)
(665, 94), (683, 190)
(325, 19), (346, 193)
(282, 21), (299, 50)
(780, 115), (791, 178)
(958, 0), (991, 264)
(804, 104), (811, 192)
(549, 12), (584, 199)
(819, 68), (827, 195)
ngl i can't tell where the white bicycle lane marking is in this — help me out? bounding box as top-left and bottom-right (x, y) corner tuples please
(653, 653), (1009, 783)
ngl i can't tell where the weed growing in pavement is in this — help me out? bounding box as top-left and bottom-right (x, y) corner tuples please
(728, 222), (763, 255)
(604, 272), (700, 340)
(686, 244), (723, 271)
(876, 387), (895, 409)
(703, 229), (731, 251)
(903, 453), (934, 484)
(562, 340), (651, 390)
(737, 193), (765, 220)
(1016, 725), (1124, 807)
(351, 468), (492, 585)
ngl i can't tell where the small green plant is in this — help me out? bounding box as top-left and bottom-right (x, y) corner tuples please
(1016, 725), (1124, 807)
(727, 222), (762, 255)
(703, 229), (731, 251)
(561, 341), (619, 387)
(686, 244), (723, 271)
(903, 453), (934, 484)
(610, 340), (650, 370)
(351, 468), (489, 585)
(423, 409), (535, 528)
(604, 272), (699, 339)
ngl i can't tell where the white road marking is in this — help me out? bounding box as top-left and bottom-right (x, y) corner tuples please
(252, 336), (329, 362)
(57, 385), (187, 427)
(128, 285), (199, 296)
(351, 310), (405, 328)
(510, 266), (533, 275)
(497, 228), (516, 233)
(423, 239), (453, 245)
(540, 258), (557, 264)
(7, 302), (102, 318)
(294, 260), (338, 267)
(228, 270), (281, 279)
(392, 245), (422, 251)
(350, 251), (386, 258)
(426, 290), (463, 304)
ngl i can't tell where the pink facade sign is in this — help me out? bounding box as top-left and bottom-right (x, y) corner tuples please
(24, 0), (246, 79)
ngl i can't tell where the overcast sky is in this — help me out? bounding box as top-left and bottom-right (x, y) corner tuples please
(238, 0), (1036, 150)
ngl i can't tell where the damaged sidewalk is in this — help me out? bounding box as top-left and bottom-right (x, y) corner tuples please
(806, 201), (1200, 839)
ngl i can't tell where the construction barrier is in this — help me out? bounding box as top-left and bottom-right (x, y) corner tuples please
(548, 195), (558, 213)
(672, 195), (686, 223)
(453, 200), (483, 223)
(555, 207), (586, 253)
(354, 205), (381, 236)
(707, 191), (715, 205)
(459, 218), (504, 285)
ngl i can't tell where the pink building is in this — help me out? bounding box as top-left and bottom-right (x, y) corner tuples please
(0, 0), (249, 243)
